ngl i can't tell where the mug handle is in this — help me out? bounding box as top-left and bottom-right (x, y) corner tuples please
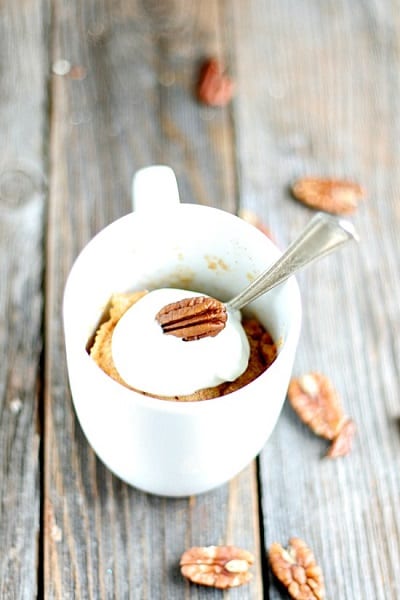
(132, 165), (181, 213)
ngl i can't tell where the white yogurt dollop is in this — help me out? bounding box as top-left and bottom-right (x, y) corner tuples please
(111, 288), (250, 396)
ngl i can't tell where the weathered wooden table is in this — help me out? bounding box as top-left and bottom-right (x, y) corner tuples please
(1, 1), (400, 598)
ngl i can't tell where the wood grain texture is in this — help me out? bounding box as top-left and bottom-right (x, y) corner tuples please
(0, 0), (48, 597)
(231, 1), (400, 598)
(1, 0), (399, 597)
(45, 1), (261, 598)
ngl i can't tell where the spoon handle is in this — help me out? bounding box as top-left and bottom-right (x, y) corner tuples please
(227, 212), (359, 311)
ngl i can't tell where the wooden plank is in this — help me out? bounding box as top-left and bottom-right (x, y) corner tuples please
(45, 1), (262, 597)
(0, 1), (48, 597)
(232, 1), (400, 598)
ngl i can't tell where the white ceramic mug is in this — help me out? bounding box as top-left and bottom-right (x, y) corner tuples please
(63, 166), (302, 497)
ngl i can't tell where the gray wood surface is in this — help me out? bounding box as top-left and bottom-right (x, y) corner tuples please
(1, 0), (399, 598)
(231, 1), (400, 598)
(0, 0), (47, 597)
(44, 1), (261, 598)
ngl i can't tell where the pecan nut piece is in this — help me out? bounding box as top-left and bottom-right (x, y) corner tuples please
(326, 417), (356, 458)
(288, 373), (346, 440)
(239, 208), (274, 240)
(269, 537), (325, 600)
(291, 176), (365, 215)
(155, 296), (227, 341)
(288, 373), (356, 458)
(197, 58), (234, 106)
(180, 545), (254, 589)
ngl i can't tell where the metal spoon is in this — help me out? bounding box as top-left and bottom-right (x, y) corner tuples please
(227, 212), (359, 311)
(156, 212), (359, 341)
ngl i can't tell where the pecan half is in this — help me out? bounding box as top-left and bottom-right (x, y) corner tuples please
(288, 373), (345, 440)
(291, 176), (365, 215)
(326, 417), (356, 458)
(180, 545), (254, 589)
(269, 537), (325, 600)
(197, 58), (234, 106)
(288, 373), (356, 458)
(155, 296), (227, 341)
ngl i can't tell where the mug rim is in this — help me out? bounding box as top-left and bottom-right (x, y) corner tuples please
(64, 204), (302, 416)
